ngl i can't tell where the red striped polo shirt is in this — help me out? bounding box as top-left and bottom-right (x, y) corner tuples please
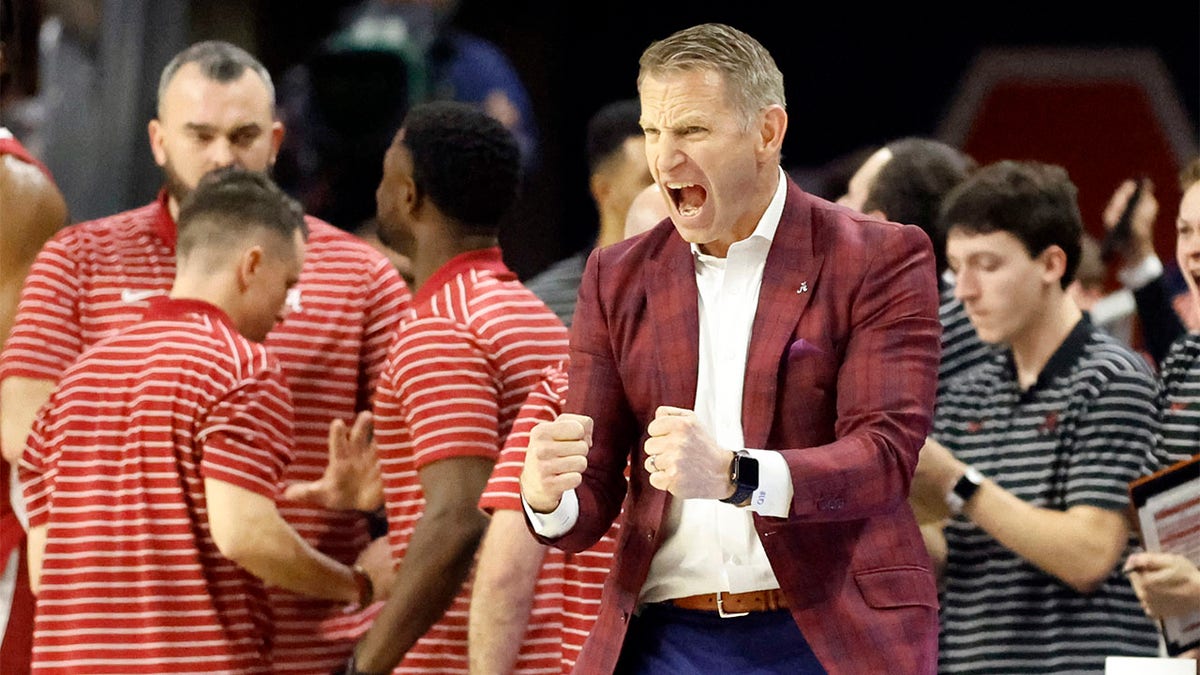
(478, 364), (622, 673)
(20, 297), (295, 674)
(0, 193), (410, 673)
(374, 248), (568, 674)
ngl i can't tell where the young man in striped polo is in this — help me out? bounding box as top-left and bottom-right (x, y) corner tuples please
(336, 101), (569, 675)
(0, 41), (410, 675)
(19, 168), (386, 674)
(910, 160), (1162, 671)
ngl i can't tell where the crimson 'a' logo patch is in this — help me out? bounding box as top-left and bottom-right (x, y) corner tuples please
(1170, 400), (1190, 412)
(966, 420), (982, 433)
(1039, 411), (1059, 435)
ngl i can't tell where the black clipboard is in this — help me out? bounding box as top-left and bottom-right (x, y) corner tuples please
(1127, 454), (1200, 656)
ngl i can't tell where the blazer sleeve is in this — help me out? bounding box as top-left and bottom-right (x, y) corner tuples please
(551, 248), (640, 552)
(781, 222), (941, 522)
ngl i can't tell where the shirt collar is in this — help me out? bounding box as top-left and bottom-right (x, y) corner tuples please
(151, 189), (178, 249)
(414, 246), (513, 304)
(142, 296), (235, 329)
(1010, 315), (1094, 398)
(690, 166), (786, 260)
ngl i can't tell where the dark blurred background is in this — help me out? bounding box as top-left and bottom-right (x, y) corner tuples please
(243, 0), (1200, 279)
(5, 0), (1198, 280)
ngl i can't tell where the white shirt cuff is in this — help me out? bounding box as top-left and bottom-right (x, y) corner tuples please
(522, 488), (578, 538)
(744, 449), (793, 518)
(1117, 254), (1163, 290)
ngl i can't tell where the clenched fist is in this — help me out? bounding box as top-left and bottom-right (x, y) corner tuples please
(520, 413), (592, 513)
(644, 406), (735, 500)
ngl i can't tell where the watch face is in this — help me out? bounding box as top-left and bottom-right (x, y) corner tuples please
(738, 456), (760, 490)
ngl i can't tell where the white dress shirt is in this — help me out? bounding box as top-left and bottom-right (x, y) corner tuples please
(527, 167), (795, 603)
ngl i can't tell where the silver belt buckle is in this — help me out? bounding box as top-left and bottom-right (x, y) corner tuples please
(716, 591), (749, 618)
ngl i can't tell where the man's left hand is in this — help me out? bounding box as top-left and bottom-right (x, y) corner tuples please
(910, 437), (967, 522)
(644, 406), (734, 499)
(284, 411), (384, 512)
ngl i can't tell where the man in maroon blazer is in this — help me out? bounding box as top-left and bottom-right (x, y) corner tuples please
(520, 22), (941, 675)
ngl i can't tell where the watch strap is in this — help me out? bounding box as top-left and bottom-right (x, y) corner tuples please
(720, 450), (757, 505)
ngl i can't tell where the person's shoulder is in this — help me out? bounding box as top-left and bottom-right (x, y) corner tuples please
(525, 251), (586, 289)
(49, 202), (163, 249)
(942, 350), (1006, 395)
(444, 28), (513, 64)
(302, 217), (371, 250)
(301, 217), (400, 265)
(594, 218), (677, 266)
(794, 184), (928, 254)
(1162, 330), (1200, 370)
(1078, 328), (1158, 384)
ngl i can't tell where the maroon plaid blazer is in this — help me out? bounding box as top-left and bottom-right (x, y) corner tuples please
(548, 177), (942, 675)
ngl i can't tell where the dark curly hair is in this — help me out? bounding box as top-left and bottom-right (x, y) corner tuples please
(401, 101), (520, 234)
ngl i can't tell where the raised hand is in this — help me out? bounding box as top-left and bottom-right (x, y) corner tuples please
(520, 413), (592, 513)
(283, 411), (384, 512)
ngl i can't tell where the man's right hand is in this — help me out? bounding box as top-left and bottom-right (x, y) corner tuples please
(519, 413), (592, 513)
(1102, 177), (1159, 265)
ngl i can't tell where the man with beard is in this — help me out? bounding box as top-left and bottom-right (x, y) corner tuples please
(0, 41), (410, 674)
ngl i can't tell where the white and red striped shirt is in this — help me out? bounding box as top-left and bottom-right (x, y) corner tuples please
(374, 248), (568, 674)
(20, 298), (295, 674)
(0, 193), (411, 673)
(478, 364), (622, 673)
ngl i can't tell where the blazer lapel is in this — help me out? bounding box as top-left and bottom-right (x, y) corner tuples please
(646, 235), (700, 411)
(743, 181), (824, 449)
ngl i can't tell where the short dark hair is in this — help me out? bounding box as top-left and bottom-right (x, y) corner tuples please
(177, 167), (308, 258)
(158, 41), (275, 114)
(863, 138), (976, 275)
(586, 98), (642, 175)
(401, 100), (520, 233)
(940, 160), (1082, 288)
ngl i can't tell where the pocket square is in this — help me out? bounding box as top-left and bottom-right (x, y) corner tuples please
(787, 338), (825, 359)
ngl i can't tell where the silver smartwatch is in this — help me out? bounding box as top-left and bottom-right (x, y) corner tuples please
(945, 466), (984, 515)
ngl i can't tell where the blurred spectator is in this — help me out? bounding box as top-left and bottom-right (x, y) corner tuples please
(275, 0), (537, 232)
(1069, 232), (1138, 348)
(21, 0), (188, 221)
(525, 98), (648, 327)
(0, 123), (67, 675)
(624, 182), (670, 240)
(837, 136), (990, 395)
(1101, 176), (1198, 368)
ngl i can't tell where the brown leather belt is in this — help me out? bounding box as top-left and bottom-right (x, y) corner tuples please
(668, 589), (789, 616)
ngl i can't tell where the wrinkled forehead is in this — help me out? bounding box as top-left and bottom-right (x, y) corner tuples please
(638, 69), (730, 124)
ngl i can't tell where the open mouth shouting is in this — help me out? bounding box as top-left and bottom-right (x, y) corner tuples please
(666, 182), (707, 218)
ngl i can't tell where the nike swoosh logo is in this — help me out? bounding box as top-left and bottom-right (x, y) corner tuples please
(286, 288), (302, 313)
(121, 289), (161, 303)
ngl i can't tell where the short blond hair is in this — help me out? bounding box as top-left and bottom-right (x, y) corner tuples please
(638, 23), (785, 132)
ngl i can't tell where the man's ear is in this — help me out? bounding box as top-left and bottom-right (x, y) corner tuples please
(1040, 244), (1069, 285)
(269, 120), (285, 165)
(590, 170), (612, 209)
(148, 118), (167, 167)
(236, 246), (265, 290)
(758, 105), (787, 157)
